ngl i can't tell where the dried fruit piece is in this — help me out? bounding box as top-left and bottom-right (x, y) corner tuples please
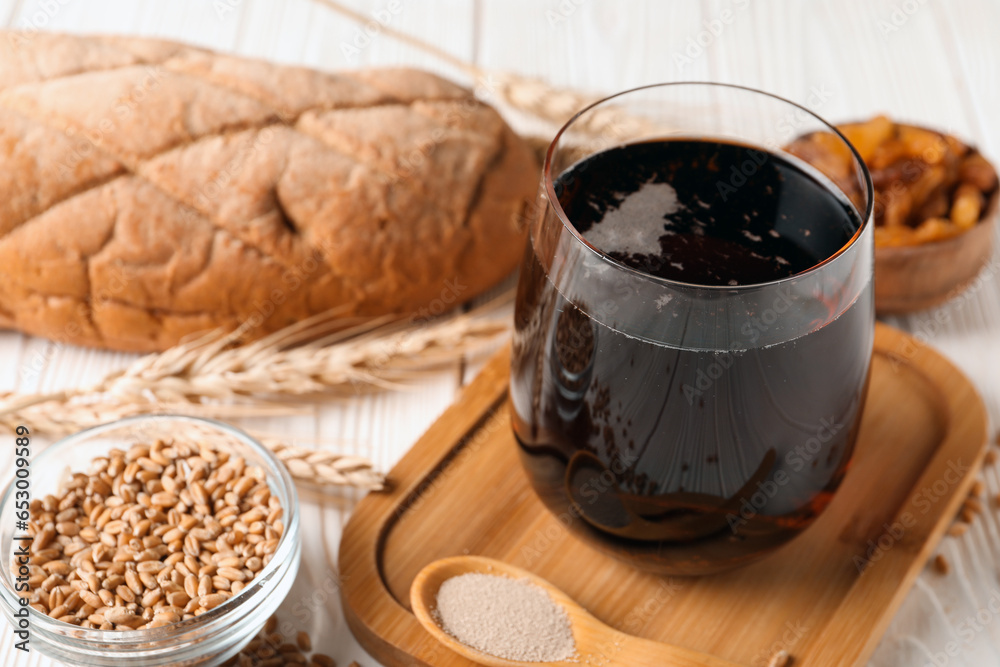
(948, 522), (969, 537)
(913, 218), (961, 244)
(840, 114), (894, 162)
(789, 116), (998, 246)
(951, 183), (984, 229)
(899, 125), (948, 164)
(960, 153), (999, 191)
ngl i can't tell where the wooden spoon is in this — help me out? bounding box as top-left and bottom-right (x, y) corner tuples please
(410, 555), (745, 667)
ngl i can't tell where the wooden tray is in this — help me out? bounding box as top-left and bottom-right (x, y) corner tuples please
(340, 323), (989, 667)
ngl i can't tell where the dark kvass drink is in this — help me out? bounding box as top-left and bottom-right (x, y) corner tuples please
(510, 138), (873, 574)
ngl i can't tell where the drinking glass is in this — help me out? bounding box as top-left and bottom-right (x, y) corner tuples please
(510, 82), (874, 575)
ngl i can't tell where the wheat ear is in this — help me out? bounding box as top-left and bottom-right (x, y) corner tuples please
(259, 437), (386, 490)
(311, 0), (602, 129)
(0, 292), (512, 435)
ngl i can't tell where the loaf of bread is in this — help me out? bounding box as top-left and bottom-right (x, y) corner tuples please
(0, 33), (537, 351)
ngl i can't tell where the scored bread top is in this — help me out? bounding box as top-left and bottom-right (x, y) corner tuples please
(0, 33), (537, 351)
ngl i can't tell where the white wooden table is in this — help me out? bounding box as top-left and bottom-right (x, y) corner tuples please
(1, 1), (999, 665)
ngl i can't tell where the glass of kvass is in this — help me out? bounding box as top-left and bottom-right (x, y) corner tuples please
(510, 83), (875, 576)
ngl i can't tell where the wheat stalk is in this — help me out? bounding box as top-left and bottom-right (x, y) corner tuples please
(259, 437), (386, 490)
(0, 294), (513, 490)
(0, 293), (513, 494)
(312, 0), (663, 146)
(312, 0), (595, 129)
(0, 401), (307, 437)
(0, 293), (510, 429)
(1, 400), (387, 489)
(4, 400), (386, 489)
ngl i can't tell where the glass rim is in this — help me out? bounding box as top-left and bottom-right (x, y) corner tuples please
(543, 81), (876, 292)
(0, 413), (300, 648)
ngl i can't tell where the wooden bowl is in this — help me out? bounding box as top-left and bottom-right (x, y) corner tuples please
(875, 189), (998, 314)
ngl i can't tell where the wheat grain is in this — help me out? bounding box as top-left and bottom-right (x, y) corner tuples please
(17, 439), (283, 629)
(766, 650), (791, 667)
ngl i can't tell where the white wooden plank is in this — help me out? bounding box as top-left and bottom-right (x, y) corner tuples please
(1, 0), (22, 29)
(291, 0), (477, 80)
(2, 0), (246, 48)
(3, 2), (1000, 666)
(0, 332), (27, 392)
(704, 0), (791, 94)
(479, 0), (710, 94)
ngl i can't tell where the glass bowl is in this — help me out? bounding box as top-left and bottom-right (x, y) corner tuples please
(0, 415), (301, 667)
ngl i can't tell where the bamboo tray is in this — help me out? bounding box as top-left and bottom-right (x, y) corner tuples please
(339, 323), (989, 667)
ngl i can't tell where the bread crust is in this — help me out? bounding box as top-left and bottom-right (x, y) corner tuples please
(0, 32), (537, 351)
